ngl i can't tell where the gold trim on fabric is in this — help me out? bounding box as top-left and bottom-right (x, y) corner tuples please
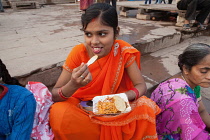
(110, 45), (137, 94)
(90, 113), (156, 126)
(114, 43), (120, 57)
(110, 56), (123, 94)
(63, 63), (73, 72)
(121, 46), (136, 52)
(136, 97), (160, 114)
(142, 134), (158, 140)
(125, 55), (136, 67)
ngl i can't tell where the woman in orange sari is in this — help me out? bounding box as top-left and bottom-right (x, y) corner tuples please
(49, 3), (160, 140)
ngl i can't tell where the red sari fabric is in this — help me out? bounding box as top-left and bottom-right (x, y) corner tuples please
(80, 0), (93, 10)
(50, 40), (161, 140)
(0, 85), (8, 99)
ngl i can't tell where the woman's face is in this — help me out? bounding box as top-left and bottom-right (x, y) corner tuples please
(185, 54), (210, 88)
(84, 18), (115, 59)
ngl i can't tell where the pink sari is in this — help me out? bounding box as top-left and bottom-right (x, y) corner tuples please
(151, 78), (210, 140)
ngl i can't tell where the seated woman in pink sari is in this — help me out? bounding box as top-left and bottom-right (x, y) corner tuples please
(151, 43), (210, 140)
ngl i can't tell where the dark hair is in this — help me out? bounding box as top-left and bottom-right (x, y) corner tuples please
(178, 43), (210, 71)
(0, 59), (22, 86)
(81, 3), (118, 35)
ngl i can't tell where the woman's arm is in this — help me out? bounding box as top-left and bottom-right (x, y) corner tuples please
(198, 100), (210, 132)
(51, 63), (92, 102)
(125, 61), (147, 101)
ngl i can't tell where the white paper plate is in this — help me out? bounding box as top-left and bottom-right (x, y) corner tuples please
(92, 93), (131, 115)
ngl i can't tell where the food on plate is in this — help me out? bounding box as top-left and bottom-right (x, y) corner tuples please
(96, 96), (127, 114)
(113, 96), (126, 112)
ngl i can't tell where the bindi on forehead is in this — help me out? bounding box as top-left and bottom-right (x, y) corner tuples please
(91, 18), (97, 23)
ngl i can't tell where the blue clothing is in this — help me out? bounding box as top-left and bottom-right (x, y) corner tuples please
(155, 0), (166, 4)
(0, 84), (36, 140)
(145, 0), (151, 4)
(0, 0), (4, 12)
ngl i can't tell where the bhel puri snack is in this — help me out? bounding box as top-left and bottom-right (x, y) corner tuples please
(96, 96), (127, 114)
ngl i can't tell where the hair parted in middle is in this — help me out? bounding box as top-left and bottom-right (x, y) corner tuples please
(81, 3), (118, 35)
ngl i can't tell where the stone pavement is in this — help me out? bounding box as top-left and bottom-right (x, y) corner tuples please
(0, 2), (181, 85)
(0, 2), (210, 112)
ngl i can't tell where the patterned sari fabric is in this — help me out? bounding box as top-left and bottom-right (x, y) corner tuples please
(50, 40), (161, 140)
(151, 78), (210, 140)
(26, 82), (54, 140)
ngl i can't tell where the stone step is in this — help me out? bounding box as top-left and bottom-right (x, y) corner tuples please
(16, 32), (210, 94)
(141, 35), (210, 95)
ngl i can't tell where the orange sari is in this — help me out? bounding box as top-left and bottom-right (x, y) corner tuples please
(49, 40), (160, 140)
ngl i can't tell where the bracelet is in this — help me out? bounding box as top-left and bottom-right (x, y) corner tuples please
(58, 87), (69, 100)
(130, 88), (140, 100)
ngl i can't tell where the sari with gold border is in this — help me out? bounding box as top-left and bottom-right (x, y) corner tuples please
(50, 40), (160, 140)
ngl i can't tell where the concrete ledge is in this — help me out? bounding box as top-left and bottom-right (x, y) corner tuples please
(17, 66), (62, 88)
(135, 33), (181, 54)
(14, 28), (210, 89)
(10, 1), (40, 10)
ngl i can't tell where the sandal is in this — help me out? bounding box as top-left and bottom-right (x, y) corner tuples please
(192, 22), (207, 30)
(182, 24), (193, 32)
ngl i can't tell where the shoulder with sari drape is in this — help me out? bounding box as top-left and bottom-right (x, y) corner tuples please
(63, 40), (141, 101)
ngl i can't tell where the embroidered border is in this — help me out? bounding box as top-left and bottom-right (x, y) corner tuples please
(114, 43), (119, 56)
(142, 134), (158, 140)
(90, 113), (156, 126)
(110, 45), (137, 94)
(110, 56), (123, 94)
(125, 55), (136, 67)
(137, 97), (160, 114)
(63, 63), (73, 72)
(121, 46), (136, 53)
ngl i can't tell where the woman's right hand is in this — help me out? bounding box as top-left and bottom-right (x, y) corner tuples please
(51, 63), (92, 102)
(70, 62), (92, 88)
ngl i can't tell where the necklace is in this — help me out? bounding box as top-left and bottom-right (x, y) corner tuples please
(181, 73), (187, 82)
(181, 73), (195, 90)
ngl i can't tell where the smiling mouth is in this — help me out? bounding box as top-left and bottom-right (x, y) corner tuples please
(92, 47), (102, 54)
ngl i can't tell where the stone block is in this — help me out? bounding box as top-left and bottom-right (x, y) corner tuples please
(17, 66), (62, 87)
(119, 11), (128, 17)
(136, 14), (150, 20)
(137, 8), (145, 14)
(176, 16), (185, 27)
